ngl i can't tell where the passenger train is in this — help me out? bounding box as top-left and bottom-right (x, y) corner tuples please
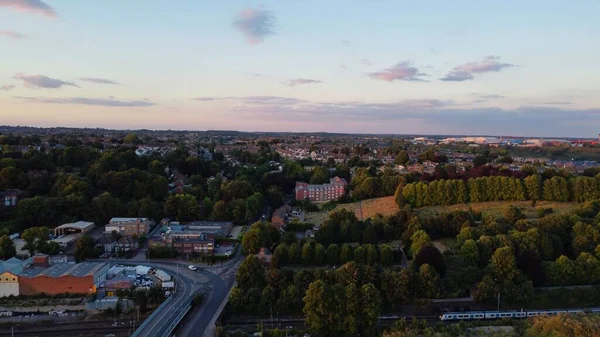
(440, 307), (600, 321)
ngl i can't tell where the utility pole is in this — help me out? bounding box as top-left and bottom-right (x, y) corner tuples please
(497, 291), (501, 312)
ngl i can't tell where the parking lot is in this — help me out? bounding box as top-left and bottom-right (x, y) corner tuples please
(214, 243), (236, 256)
(229, 226), (245, 239)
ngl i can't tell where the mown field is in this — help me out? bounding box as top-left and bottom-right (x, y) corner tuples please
(414, 200), (579, 219)
(304, 196), (400, 225)
(304, 198), (580, 227)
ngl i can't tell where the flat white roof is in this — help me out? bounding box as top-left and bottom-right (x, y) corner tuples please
(110, 218), (148, 222)
(55, 221), (95, 231)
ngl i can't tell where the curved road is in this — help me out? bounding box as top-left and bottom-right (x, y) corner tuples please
(100, 250), (242, 337)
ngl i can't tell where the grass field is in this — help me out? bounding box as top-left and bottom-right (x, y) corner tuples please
(304, 196), (400, 225)
(415, 200), (579, 220)
(304, 199), (580, 226)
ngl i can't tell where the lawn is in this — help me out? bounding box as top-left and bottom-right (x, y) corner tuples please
(415, 201), (579, 220)
(304, 196), (400, 225)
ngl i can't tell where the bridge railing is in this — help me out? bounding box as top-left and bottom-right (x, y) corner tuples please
(161, 301), (192, 337)
(132, 293), (174, 337)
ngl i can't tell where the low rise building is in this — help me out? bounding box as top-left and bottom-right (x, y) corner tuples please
(116, 236), (138, 252)
(95, 235), (117, 253)
(0, 189), (25, 207)
(0, 255), (108, 297)
(172, 233), (215, 255)
(105, 218), (152, 236)
(295, 177), (347, 202)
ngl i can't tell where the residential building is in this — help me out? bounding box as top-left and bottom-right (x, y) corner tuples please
(0, 257), (25, 297)
(1, 189), (25, 207)
(256, 247), (272, 267)
(95, 235), (117, 254)
(271, 205), (291, 230)
(295, 177), (347, 202)
(116, 236), (138, 252)
(105, 218), (152, 236)
(172, 233), (214, 255)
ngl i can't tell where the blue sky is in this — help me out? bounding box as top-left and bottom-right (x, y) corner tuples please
(1, 0), (599, 137)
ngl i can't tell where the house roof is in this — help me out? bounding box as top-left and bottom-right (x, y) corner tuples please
(117, 236), (136, 245)
(0, 257), (30, 275)
(96, 235), (117, 245)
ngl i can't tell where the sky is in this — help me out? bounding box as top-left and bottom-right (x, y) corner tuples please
(1, 0), (599, 137)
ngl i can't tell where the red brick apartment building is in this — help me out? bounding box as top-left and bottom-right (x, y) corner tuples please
(295, 177), (347, 202)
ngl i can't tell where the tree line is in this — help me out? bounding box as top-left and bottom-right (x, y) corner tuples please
(397, 174), (600, 208)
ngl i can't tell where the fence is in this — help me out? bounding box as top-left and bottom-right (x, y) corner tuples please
(161, 301), (192, 337)
(131, 294), (174, 337)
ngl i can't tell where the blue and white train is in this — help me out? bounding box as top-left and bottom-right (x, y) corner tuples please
(440, 308), (600, 321)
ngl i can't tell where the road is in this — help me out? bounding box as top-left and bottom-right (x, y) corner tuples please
(175, 249), (243, 337)
(100, 247), (243, 337)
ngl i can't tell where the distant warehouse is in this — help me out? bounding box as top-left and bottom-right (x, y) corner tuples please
(0, 255), (108, 297)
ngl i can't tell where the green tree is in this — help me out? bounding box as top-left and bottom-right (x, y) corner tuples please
(74, 235), (97, 262)
(491, 246), (519, 281)
(123, 133), (140, 144)
(365, 244), (379, 265)
(414, 244), (446, 276)
(272, 244), (289, 268)
(0, 235), (17, 259)
(288, 243), (301, 265)
(314, 243), (326, 266)
(354, 246), (366, 264)
(461, 239), (480, 266)
(303, 280), (344, 336)
(309, 166), (330, 184)
(327, 244), (340, 265)
(236, 256), (265, 290)
(410, 230), (431, 256)
(380, 245), (393, 266)
(22, 227), (50, 255)
(394, 150), (410, 166)
(340, 243), (353, 263)
(361, 283), (382, 337)
(417, 264), (442, 298)
(302, 242), (314, 265)
(241, 228), (262, 254)
(211, 200), (228, 220)
(362, 224), (379, 244)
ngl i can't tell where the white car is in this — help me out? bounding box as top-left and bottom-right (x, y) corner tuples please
(188, 265), (197, 271)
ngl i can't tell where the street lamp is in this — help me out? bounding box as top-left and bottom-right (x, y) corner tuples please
(494, 278), (501, 312)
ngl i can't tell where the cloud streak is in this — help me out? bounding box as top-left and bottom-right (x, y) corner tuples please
(14, 96), (156, 107)
(193, 96), (307, 105)
(0, 0), (57, 18)
(79, 78), (121, 85)
(367, 62), (427, 82)
(0, 30), (27, 39)
(1, 85), (15, 91)
(284, 78), (323, 87)
(441, 56), (515, 81)
(232, 7), (276, 45)
(14, 74), (78, 89)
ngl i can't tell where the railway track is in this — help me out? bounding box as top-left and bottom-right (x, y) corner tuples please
(0, 325), (131, 337)
(220, 315), (442, 331)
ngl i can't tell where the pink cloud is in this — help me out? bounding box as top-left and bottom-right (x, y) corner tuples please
(0, 30), (27, 39)
(367, 62), (427, 82)
(0, 0), (57, 18)
(232, 7), (276, 45)
(14, 73), (78, 89)
(284, 78), (322, 87)
(441, 56), (515, 81)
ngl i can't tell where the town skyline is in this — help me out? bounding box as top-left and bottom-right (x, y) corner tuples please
(1, 0), (599, 136)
